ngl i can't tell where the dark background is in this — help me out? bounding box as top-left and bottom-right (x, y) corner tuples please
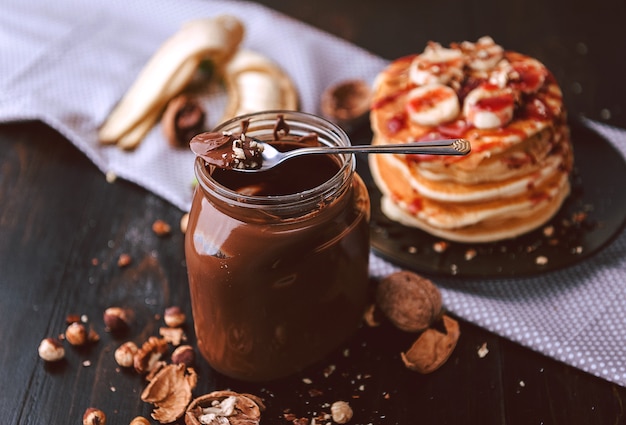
(1, 0), (625, 424)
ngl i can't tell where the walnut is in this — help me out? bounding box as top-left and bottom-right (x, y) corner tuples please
(185, 391), (265, 425)
(330, 401), (353, 424)
(141, 363), (198, 424)
(321, 79), (372, 127)
(401, 314), (460, 374)
(159, 326), (186, 346)
(376, 271), (442, 332)
(162, 94), (206, 148)
(134, 336), (168, 374)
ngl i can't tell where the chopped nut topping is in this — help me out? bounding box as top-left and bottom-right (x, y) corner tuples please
(159, 327), (186, 346)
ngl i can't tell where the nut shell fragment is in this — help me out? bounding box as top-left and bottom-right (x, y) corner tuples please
(376, 271), (442, 332)
(134, 336), (169, 374)
(401, 314), (460, 374)
(185, 390), (265, 425)
(141, 363), (198, 424)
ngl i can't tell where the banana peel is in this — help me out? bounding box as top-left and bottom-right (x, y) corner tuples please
(99, 15), (300, 150)
(98, 15), (245, 149)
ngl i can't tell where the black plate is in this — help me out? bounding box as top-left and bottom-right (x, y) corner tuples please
(354, 119), (626, 279)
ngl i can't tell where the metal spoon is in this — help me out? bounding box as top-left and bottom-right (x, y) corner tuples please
(237, 138), (471, 172)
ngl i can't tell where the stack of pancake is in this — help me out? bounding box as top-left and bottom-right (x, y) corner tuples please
(369, 37), (572, 243)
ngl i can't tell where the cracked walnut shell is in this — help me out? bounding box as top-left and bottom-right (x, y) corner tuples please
(185, 390), (265, 425)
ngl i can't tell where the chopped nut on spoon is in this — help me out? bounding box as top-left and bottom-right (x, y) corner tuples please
(190, 130), (265, 170)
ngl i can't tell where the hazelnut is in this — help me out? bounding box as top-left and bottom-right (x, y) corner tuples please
(103, 307), (131, 332)
(114, 341), (138, 368)
(330, 400), (353, 424)
(161, 94), (206, 148)
(65, 322), (88, 346)
(171, 345), (195, 367)
(83, 407), (106, 425)
(376, 271), (442, 332)
(129, 417), (150, 425)
(180, 213), (189, 234)
(401, 314), (461, 374)
(38, 337), (65, 362)
(117, 253), (132, 267)
(164, 306), (186, 327)
(152, 219), (171, 236)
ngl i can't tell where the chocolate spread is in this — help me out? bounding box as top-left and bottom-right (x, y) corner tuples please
(185, 118), (370, 381)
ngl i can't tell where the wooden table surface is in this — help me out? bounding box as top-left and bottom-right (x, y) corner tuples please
(2, 1), (626, 424)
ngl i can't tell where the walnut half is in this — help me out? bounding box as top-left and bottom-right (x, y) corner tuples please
(185, 391), (265, 425)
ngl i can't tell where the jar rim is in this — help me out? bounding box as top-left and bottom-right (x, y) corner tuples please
(194, 110), (355, 213)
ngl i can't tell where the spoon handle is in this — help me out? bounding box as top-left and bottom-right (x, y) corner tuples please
(294, 138), (471, 156)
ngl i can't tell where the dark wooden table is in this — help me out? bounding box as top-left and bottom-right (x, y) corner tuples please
(2, 1), (625, 424)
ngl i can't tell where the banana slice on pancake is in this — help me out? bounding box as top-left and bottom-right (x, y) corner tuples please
(406, 84), (460, 126)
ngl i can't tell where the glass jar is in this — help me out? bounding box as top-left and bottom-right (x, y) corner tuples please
(185, 111), (371, 381)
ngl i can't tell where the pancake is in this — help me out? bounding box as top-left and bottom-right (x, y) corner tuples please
(369, 37), (573, 243)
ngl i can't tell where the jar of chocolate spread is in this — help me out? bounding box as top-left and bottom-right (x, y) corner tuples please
(185, 111), (371, 381)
